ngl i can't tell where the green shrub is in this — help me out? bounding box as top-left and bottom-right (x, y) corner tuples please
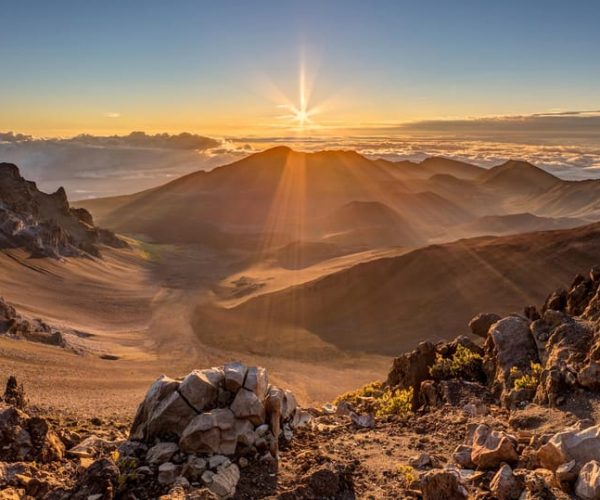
(334, 382), (413, 418)
(375, 387), (413, 417)
(513, 361), (543, 390)
(333, 380), (384, 408)
(429, 344), (483, 381)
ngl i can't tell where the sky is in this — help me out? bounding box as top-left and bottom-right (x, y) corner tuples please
(1, 0), (600, 137)
(1, 1), (599, 198)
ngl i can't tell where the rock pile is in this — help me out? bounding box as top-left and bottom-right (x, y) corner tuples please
(0, 162), (127, 258)
(119, 362), (309, 498)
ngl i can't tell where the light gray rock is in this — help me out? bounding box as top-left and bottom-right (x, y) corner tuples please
(201, 469), (215, 485)
(179, 425), (220, 454)
(158, 462), (178, 485)
(243, 367), (268, 401)
(130, 375), (180, 441)
(234, 419), (256, 447)
(231, 388), (265, 425)
(181, 456), (207, 481)
(146, 442), (179, 465)
(282, 390), (297, 420)
(576, 460), (600, 500)
(208, 455), (231, 470)
(208, 463), (240, 498)
(224, 362), (247, 392)
(178, 370), (219, 413)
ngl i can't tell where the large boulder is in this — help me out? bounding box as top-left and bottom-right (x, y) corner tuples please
(485, 316), (538, 398)
(386, 341), (437, 410)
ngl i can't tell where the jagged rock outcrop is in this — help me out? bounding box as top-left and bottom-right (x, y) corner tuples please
(0, 296), (65, 347)
(0, 162), (127, 258)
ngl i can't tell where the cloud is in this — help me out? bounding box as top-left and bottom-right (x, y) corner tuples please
(0, 131), (33, 143)
(103, 112), (121, 118)
(65, 131), (220, 150)
(353, 111), (600, 139)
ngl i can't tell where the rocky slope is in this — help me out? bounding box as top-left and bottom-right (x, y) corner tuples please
(5, 269), (600, 498)
(0, 163), (127, 258)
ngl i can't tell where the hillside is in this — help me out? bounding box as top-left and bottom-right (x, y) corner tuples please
(194, 222), (600, 356)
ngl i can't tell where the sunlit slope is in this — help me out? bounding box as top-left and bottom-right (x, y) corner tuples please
(193, 222), (600, 356)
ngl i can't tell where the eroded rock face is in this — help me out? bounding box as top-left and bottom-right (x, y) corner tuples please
(0, 296), (65, 348)
(0, 162), (127, 258)
(0, 405), (65, 463)
(490, 464), (524, 500)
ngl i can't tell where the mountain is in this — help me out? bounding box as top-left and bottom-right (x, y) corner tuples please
(478, 160), (562, 195)
(193, 222), (600, 356)
(78, 147), (476, 249)
(0, 163), (127, 257)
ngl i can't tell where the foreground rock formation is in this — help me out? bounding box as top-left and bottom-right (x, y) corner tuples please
(0, 162), (127, 258)
(5, 268), (600, 497)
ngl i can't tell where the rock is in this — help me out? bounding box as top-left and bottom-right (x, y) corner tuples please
(208, 463), (240, 498)
(158, 462), (178, 485)
(179, 424), (220, 454)
(470, 424), (518, 469)
(421, 469), (468, 500)
(282, 390), (297, 420)
(238, 457), (249, 468)
(181, 456), (207, 481)
(0, 406), (64, 463)
(202, 469), (215, 485)
(178, 369), (220, 413)
(556, 459), (578, 488)
(386, 341), (437, 410)
(490, 464), (523, 500)
(129, 375), (181, 441)
(243, 367), (268, 401)
(350, 412), (375, 429)
(230, 388), (265, 425)
(146, 442), (179, 465)
(576, 460), (600, 500)
(208, 455), (230, 470)
(233, 419), (255, 447)
(453, 444), (474, 469)
(68, 435), (118, 459)
(3, 376), (26, 409)
(409, 453), (432, 469)
(486, 316), (538, 398)
(469, 312), (501, 338)
(543, 288), (568, 313)
(69, 458), (119, 499)
(223, 362), (247, 393)
(308, 466), (344, 497)
(538, 425), (600, 471)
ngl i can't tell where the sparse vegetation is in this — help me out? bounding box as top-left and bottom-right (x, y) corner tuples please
(334, 381), (412, 417)
(396, 464), (417, 488)
(429, 344), (483, 381)
(513, 361), (543, 390)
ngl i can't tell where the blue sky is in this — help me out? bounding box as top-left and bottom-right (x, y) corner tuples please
(1, 0), (599, 136)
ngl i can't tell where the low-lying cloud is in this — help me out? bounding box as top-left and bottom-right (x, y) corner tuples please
(1, 114), (599, 199)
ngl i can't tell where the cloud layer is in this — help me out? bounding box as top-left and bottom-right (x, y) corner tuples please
(1, 116), (599, 199)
